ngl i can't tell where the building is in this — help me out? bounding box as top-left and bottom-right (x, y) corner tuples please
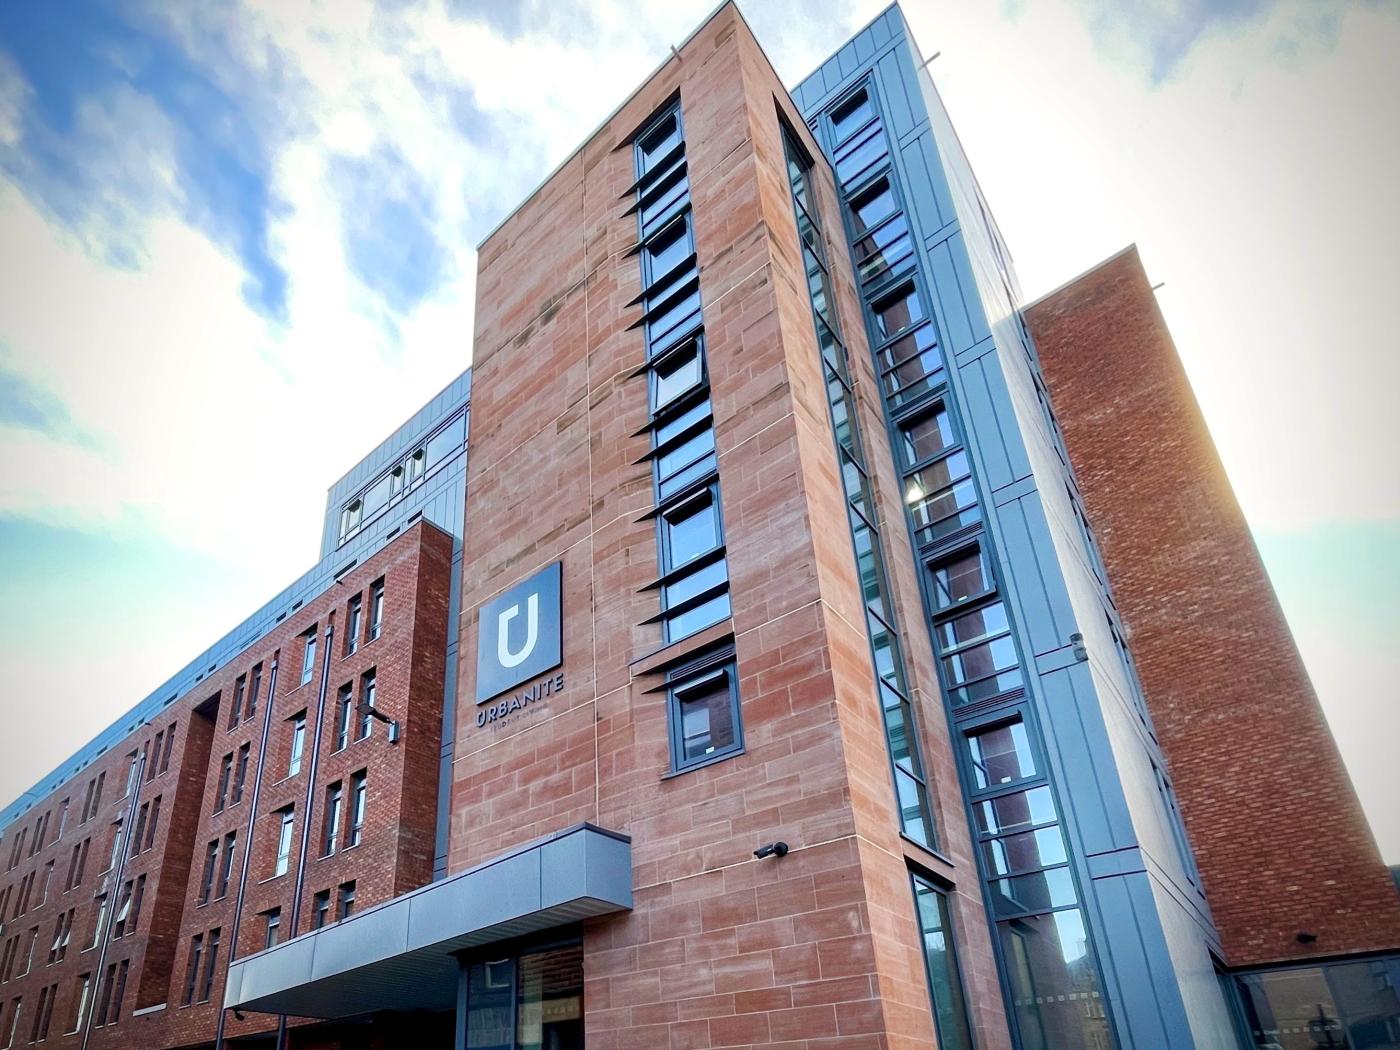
(1, 5), (1395, 1050)
(1024, 244), (1400, 1047)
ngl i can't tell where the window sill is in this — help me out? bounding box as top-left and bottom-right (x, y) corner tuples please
(661, 746), (744, 780)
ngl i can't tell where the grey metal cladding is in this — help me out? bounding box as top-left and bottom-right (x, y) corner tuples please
(224, 824), (631, 1019)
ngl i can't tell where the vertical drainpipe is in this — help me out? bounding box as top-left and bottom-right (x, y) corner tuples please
(80, 748), (147, 1050)
(213, 655), (281, 1050)
(276, 618), (335, 1050)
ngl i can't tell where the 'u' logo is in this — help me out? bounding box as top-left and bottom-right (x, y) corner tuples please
(497, 593), (539, 668)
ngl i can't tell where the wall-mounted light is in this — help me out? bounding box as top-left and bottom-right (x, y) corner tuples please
(754, 842), (789, 860)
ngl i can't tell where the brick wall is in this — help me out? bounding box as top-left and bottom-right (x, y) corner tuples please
(1025, 244), (1400, 966)
(0, 521), (453, 1050)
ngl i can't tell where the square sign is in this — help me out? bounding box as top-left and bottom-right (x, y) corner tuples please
(474, 561), (562, 704)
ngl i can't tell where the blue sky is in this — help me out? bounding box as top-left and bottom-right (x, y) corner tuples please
(0, 0), (1396, 860)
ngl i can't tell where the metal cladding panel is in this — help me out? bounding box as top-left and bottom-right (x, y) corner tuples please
(224, 825), (631, 1020)
(406, 846), (542, 951)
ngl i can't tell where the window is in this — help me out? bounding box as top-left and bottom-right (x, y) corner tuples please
(198, 840), (219, 904)
(642, 213), (693, 287)
(1154, 763), (1199, 886)
(232, 744), (250, 806)
(665, 654), (742, 773)
(142, 795), (161, 852)
(262, 909), (281, 949)
(97, 959), (126, 1027)
(311, 891), (330, 930)
(368, 580), (384, 641)
(87, 897), (106, 951)
(300, 629), (317, 686)
(45, 911), (72, 965)
(345, 595), (362, 656)
(214, 753), (233, 812)
(146, 732), (163, 781)
(215, 833), (235, 900)
(228, 675), (246, 729)
(128, 804), (147, 860)
(159, 724), (175, 774)
(322, 783), (343, 857)
(182, 935), (203, 1006)
(348, 771), (366, 848)
(339, 499), (363, 541)
(650, 338), (703, 414)
(65, 838), (89, 891)
(335, 881), (355, 922)
(636, 108), (681, 175)
(1237, 961), (1400, 1050)
(334, 685), (353, 751)
(830, 87), (874, 143)
(967, 718), (1038, 790)
(198, 928), (220, 1003)
(356, 672), (377, 741)
(103, 823), (121, 874)
(246, 663), (262, 721)
(287, 714), (306, 776)
(36, 862), (52, 908)
(66, 974), (90, 1035)
(906, 450), (979, 548)
(274, 808), (294, 877)
(112, 877), (143, 939)
(54, 800), (67, 843)
(28, 983), (54, 1043)
(997, 909), (1108, 1047)
(1, 997), (19, 1050)
(122, 753), (139, 799)
(935, 601), (1022, 706)
(424, 412), (466, 473)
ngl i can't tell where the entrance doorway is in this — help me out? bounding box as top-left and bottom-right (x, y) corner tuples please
(463, 940), (583, 1050)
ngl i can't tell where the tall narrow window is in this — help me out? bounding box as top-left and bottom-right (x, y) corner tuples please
(300, 629), (317, 686)
(334, 685), (352, 751)
(128, 804), (148, 860)
(214, 752), (233, 812)
(311, 891), (330, 930)
(232, 743), (250, 806)
(87, 896), (107, 951)
(345, 595), (362, 656)
(274, 808), (294, 878)
(66, 973), (90, 1035)
(287, 714), (306, 776)
(122, 753), (138, 799)
(228, 675), (246, 729)
(246, 662), (262, 721)
(348, 771), (367, 848)
(102, 959), (126, 1026)
(336, 881), (355, 922)
(2, 996), (20, 1049)
(912, 875), (973, 1050)
(322, 782), (343, 857)
(182, 935), (203, 1006)
(368, 580), (384, 641)
(159, 723), (175, 774)
(198, 928), (220, 1003)
(356, 672), (377, 741)
(215, 833), (236, 900)
(147, 732), (163, 781)
(199, 840), (219, 904)
(263, 909), (281, 949)
(142, 795), (161, 852)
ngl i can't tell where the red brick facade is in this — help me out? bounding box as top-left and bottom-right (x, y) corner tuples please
(0, 521), (453, 1049)
(1025, 245), (1400, 967)
(456, 8), (1009, 1049)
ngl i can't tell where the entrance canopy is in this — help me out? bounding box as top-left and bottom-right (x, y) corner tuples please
(224, 824), (631, 1019)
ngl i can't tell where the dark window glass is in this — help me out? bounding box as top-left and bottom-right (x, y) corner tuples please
(873, 284), (926, 341)
(831, 89), (874, 142)
(425, 412), (466, 471)
(912, 876), (974, 1050)
(899, 403), (954, 468)
(668, 663), (741, 771)
(980, 826), (1069, 879)
(264, 909), (281, 949)
(643, 215), (693, 288)
(850, 178), (896, 234)
(311, 891), (330, 930)
(930, 547), (994, 610)
(515, 944), (584, 1049)
(975, 786), (1058, 837)
(906, 451), (979, 545)
(937, 602), (1022, 705)
(637, 110), (681, 175)
(967, 718), (1037, 790)
(879, 324), (944, 404)
(998, 909), (1109, 1050)
(834, 123), (889, 186)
